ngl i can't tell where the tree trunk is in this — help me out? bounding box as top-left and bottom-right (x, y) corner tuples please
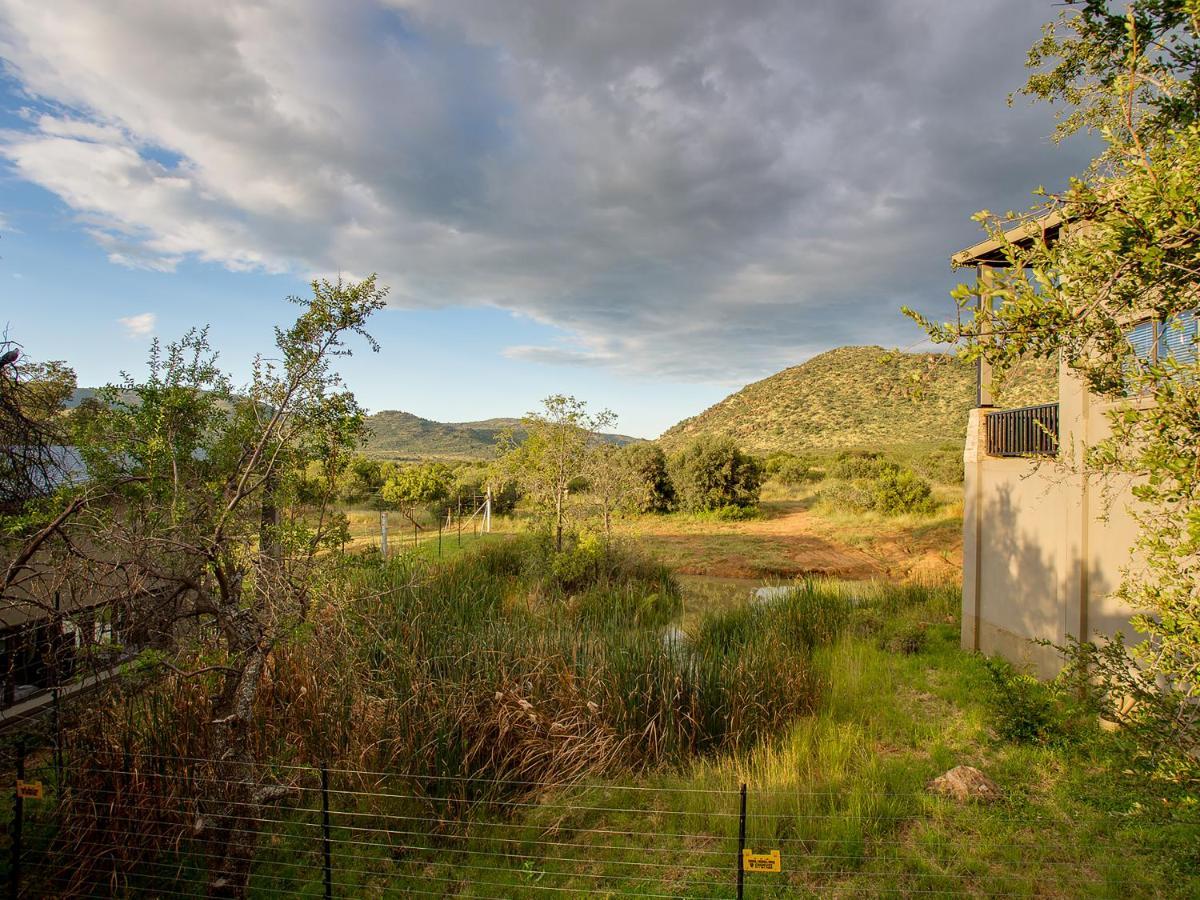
(555, 488), (564, 552)
(206, 637), (270, 897)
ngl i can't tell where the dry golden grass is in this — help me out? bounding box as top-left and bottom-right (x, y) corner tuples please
(658, 345), (1056, 456)
(613, 480), (963, 586)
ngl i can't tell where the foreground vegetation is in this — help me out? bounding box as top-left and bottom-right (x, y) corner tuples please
(14, 543), (1197, 897)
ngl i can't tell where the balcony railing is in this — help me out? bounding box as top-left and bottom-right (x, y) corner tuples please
(985, 403), (1059, 458)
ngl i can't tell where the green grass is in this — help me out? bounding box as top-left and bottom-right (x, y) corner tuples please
(215, 577), (1200, 898)
(10, 552), (1198, 897)
(337, 578), (1198, 898)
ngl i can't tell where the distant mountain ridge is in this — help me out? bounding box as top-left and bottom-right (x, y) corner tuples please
(68, 390), (637, 461)
(364, 410), (640, 460)
(657, 346), (1056, 455)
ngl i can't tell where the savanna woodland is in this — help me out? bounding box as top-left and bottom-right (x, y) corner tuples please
(2, 1), (1200, 898)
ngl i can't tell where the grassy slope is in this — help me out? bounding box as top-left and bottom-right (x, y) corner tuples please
(363, 410), (640, 460)
(658, 346), (1056, 456)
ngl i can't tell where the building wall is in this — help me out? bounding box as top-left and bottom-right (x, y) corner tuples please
(962, 360), (1141, 678)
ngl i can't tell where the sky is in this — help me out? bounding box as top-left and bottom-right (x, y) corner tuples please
(0, 0), (1096, 439)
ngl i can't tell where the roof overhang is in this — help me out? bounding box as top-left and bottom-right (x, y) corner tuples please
(951, 211), (1064, 268)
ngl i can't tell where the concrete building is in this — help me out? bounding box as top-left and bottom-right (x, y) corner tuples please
(954, 217), (1183, 677)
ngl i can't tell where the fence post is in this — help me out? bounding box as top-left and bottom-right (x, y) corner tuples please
(380, 511), (389, 560)
(736, 783), (746, 900)
(320, 762), (332, 900)
(10, 739), (25, 900)
(51, 598), (63, 801)
(438, 523), (443, 558)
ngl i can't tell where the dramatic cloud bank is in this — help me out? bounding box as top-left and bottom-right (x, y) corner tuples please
(0, 0), (1094, 380)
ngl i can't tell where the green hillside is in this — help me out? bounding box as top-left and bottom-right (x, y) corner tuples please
(658, 346), (1056, 455)
(364, 410), (639, 460)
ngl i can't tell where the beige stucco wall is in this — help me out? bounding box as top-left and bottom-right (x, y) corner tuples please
(962, 359), (1141, 678)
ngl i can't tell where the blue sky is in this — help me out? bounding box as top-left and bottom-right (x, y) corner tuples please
(0, 1), (1095, 438)
(0, 187), (722, 436)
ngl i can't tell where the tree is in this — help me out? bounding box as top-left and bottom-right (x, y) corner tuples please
(585, 440), (634, 538)
(338, 454), (387, 505)
(667, 436), (763, 512)
(380, 461), (455, 508)
(499, 395), (615, 550)
(0, 342), (76, 514)
(39, 276), (386, 893)
(906, 3), (1200, 784)
(620, 443), (675, 513)
(0, 342), (88, 660)
(1021, 0), (1200, 143)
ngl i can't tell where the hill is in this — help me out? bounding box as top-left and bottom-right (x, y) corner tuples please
(364, 410), (640, 460)
(68, 391), (636, 461)
(658, 346), (1056, 455)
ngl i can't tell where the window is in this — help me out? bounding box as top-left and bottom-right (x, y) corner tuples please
(1160, 310), (1198, 367)
(1125, 311), (1198, 391)
(1127, 318), (1158, 368)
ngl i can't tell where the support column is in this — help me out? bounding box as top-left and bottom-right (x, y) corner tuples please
(962, 408), (988, 651)
(977, 265), (997, 408)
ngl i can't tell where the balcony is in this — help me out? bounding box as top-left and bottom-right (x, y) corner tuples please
(985, 403), (1059, 458)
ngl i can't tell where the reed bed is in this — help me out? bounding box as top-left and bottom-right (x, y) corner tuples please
(29, 535), (847, 894)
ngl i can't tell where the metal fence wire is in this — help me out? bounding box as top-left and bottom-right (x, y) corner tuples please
(0, 743), (1178, 898)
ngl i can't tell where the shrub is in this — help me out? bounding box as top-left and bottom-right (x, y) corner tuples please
(913, 445), (965, 485)
(880, 622), (927, 655)
(507, 530), (682, 601)
(983, 657), (1068, 746)
(871, 466), (936, 515)
(548, 530), (606, 591)
(620, 443), (675, 513)
(829, 450), (891, 481)
(817, 479), (876, 513)
(668, 435), (763, 512)
(766, 453), (817, 486)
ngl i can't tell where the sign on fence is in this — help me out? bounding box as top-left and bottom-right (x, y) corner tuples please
(742, 849), (782, 873)
(16, 779), (44, 800)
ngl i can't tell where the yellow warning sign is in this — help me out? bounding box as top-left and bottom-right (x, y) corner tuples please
(16, 780), (44, 800)
(742, 849), (782, 873)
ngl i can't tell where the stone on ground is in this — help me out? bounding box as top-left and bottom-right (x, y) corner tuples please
(927, 765), (1001, 802)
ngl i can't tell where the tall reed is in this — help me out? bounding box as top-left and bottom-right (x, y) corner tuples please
(37, 536), (845, 893)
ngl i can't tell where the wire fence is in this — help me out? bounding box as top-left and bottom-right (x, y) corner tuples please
(0, 741), (1178, 898)
(356, 493), (493, 560)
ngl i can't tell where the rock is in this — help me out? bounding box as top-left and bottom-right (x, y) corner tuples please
(927, 765), (1001, 803)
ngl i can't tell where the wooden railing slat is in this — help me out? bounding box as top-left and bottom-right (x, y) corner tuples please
(984, 403), (1059, 458)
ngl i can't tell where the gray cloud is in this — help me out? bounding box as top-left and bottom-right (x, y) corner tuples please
(502, 345), (614, 367)
(0, 0), (1095, 381)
